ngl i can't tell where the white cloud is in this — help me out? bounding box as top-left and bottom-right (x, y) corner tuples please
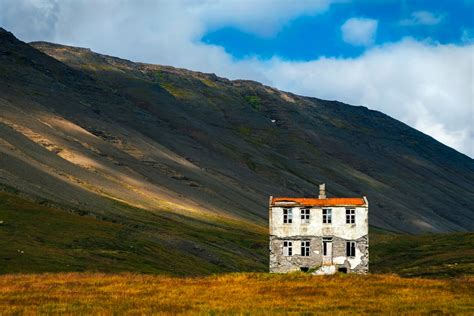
(0, 0), (473, 157)
(341, 17), (378, 46)
(400, 11), (444, 26)
(261, 40), (474, 157)
(0, 0), (58, 41)
(193, 0), (332, 37)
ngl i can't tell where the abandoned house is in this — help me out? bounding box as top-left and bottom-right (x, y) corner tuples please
(269, 184), (368, 274)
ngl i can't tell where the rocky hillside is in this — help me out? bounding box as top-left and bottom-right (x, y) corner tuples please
(0, 27), (473, 272)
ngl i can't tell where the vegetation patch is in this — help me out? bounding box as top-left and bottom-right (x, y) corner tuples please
(160, 82), (193, 99)
(242, 153), (257, 171)
(236, 125), (252, 137)
(153, 71), (163, 82)
(0, 273), (472, 314)
(81, 63), (122, 73)
(199, 77), (218, 88)
(245, 95), (262, 110)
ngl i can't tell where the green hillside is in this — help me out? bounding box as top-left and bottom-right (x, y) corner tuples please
(0, 190), (266, 275)
(1, 189), (473, 277)
(370, 229), (474, 277)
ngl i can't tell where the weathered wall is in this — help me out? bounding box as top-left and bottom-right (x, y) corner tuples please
(270, 206), (368, 240)
(269, 235), (368, 274)
(270, 236), (323, 273)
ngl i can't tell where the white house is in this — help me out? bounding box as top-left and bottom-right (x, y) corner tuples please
(269, 184), (369, 274)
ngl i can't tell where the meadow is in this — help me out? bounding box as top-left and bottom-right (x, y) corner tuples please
(0, 272), (472, 315)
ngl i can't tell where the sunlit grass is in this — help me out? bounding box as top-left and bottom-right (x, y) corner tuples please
(160, 82), (194, 99)
(0, 273), (472, 315)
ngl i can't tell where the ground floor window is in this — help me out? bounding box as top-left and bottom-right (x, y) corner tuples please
(301, 240), (310, 256)
(346, 241), (356, 257)
(283, 241), (292, 256)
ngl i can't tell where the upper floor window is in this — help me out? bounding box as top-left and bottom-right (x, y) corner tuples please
(301, 208), (310, 224)
(346, 241), (356, 257)
(346, 209), (355, 224)
(301, 240), (310, 256)
(322, 209), (332, 224)
(283, 208), (293, 224)
(283, 241), (292, 256)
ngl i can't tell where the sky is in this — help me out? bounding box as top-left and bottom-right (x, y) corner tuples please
(0, 0), (473, 157)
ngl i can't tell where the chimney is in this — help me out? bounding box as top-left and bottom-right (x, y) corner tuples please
(318, 183), (326, 199)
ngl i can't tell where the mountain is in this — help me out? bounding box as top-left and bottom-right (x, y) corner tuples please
(0, 28), (473, 273)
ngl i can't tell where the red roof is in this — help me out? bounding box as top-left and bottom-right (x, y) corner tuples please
(271, 197), (366, 207)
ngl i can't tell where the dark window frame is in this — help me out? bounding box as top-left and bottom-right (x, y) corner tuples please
(346, 208), (355, 224)
(300, 240), (310, 256)
(283, 241), (293, 256)
(346, 241), (356, 257)
(301, 208), (310, 224)
(322, 208), (332, 224)
(283, 208), (293, 224)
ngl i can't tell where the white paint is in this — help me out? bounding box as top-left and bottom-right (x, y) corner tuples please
(315, 265), (336, 275)
(270, 206), (368, 240)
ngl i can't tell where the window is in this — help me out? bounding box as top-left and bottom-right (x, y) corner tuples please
(283, 241), (292, 256)
(301, 240), (310, 256)
(283, 208), (293, 224)
(322, 209), (332, 224)
(346, 241), (356, 257)
(346, 209), (355, 224)
(301, 208), (310, 224)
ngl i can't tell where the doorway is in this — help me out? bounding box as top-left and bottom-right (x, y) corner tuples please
(322, 237), (333, 265)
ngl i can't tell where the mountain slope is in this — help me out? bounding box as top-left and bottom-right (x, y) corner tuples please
(0, 189), (266, 274)
(0, 27), (473, 247)
(371, 231), (474, 277)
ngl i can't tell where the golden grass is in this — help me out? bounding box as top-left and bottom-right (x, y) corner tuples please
(0, 273), (472, 315)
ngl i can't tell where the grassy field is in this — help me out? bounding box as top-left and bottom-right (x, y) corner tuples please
(0, 273), (472, 315)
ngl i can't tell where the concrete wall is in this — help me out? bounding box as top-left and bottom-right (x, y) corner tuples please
(269, 205), (368, 274)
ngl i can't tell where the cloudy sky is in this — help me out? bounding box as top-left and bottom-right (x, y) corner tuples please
(1, 0), (473, 157)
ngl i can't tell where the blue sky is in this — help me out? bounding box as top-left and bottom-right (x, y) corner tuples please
(203, 0), (474, 60)
(0, 0), (473, 156)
